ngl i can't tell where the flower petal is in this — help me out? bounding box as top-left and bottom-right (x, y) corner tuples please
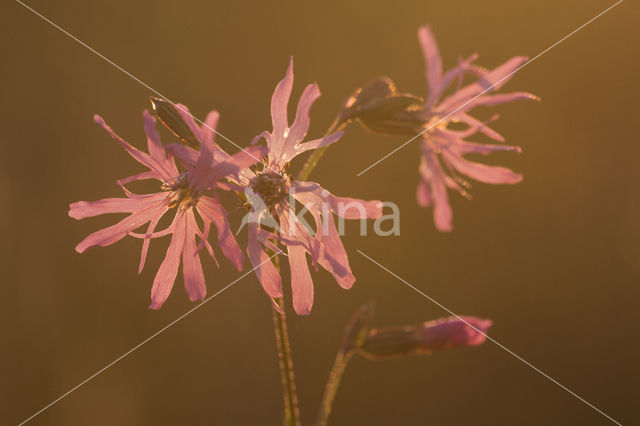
(293, 181), (382, 219)
(442, 149), (522, 184)
(271, 57), (294, 141)
(284, 83), (321, 154)
(200, 145), (266, 187)
(172, 103), (203, 142)
(143, 110), (177, 180)
(149, 212), (186, 309)
(317, 215), (356, 289)
(461, 92), (540, 111)
(288, 244), (314, 315)
(69, 192), (165, 220)
(420, 147), (452, 232)
(138, 208), (167, 274)
(455, 112), (505, 142)
(197, 196), (244, 271)
(200, 110), (220, 153)
(418, 25), (442, 102)
(416, 168), (433, 207)
(166, 143), (199, 166)
(94, 115), (166, 177)
(117, 170), (158, 187)
(74, 197), (168, 253)
(182, 209), (206, 302)
(295, 131), (344, 156)
(438, 56), (528, 112)
(247, 223), (282, 298)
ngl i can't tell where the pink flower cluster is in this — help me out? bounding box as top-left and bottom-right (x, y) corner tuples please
(70, 59), (380, 314)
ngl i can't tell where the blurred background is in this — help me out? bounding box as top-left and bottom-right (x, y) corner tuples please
(2, 0), (638, 424)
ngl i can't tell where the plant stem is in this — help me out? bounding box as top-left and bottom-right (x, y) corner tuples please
(272, 298), (301, 426)
(314, 349), (353, 426)
(297, 117), (344, 181)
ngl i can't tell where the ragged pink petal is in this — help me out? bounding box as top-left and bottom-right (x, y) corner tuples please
(438, 56), (528, 112)
(197, 196), (244, 271)
(149, 212), (187, 310)
(75, 200), (168, 253)
(428, 53), (478, 108)
(143, 110), (178, 179)
(287, 244), (314, 315)
(461, 92), (540, 111)
(138, 209), (165, 274)
(247, 223), (283, 298)
(295, 131), (344, 156)
(284, 83), (321, 154)
(416, 161), (433, 207)
(317, 216), (355, 289)
(418, 25), (442, 100)
(198, 145), (266, 188)
(94, 115), (168, 179)
(199, 110), (221, 154)
(69, 192), (166, 220)
(270, 57), (294, 142)
(421, 147), (453, 232)
(166, 143), (199, 166)
(173, 103), (203, 142)
(182, 209), (206, 302)
(442, 149), (523, 185)
(117, 170), (158, 187)
(293, 181), (382, 219)
(455, 112), (505, 142)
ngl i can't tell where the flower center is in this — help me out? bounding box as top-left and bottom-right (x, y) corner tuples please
(249, 171), (289, 207)
(162, 172), (200, 210)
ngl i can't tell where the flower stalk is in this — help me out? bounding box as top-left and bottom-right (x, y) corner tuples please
(272, 300), (301, 426)
(271, 299), (301, 426)
(297, 116), (342, 181)
(315, 303), (375, 426)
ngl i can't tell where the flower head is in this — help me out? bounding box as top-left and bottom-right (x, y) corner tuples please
(415, 25), (539, 231)
(70, 109), (264, 309)
(246, 58), (383, 315)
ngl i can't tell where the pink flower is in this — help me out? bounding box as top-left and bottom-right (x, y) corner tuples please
(69, 110), (264, 309)
(247, 58), (383, 315)
(416, 25), (539, 231)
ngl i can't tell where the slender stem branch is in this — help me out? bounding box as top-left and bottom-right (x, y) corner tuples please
(297, 117), (344, 181)
(272, 298), (301, 426)
(314, 350), (353, 426)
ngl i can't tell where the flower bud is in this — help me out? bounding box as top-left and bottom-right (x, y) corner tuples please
(150, 97), (199, 147)
(335, 78), (426, 135)
(358, 316), (492, 360)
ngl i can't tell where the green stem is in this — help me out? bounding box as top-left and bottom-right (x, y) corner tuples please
(314, 349), (354, 426)
(297, 117), (345, 181)
(272, 298), (301, 426)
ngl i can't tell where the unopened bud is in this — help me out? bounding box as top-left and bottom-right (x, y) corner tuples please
(335, 78), (426, 135)
(359, 316), (492, 360)
(150, 97), (200, 148)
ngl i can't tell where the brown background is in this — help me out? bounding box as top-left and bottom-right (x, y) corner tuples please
(2, 0), (639, 425)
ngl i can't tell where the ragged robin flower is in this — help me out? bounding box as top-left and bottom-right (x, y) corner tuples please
(245, 58), (383, 315)
(414, 25), (539, 231)
(69, 109), (264, 308)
